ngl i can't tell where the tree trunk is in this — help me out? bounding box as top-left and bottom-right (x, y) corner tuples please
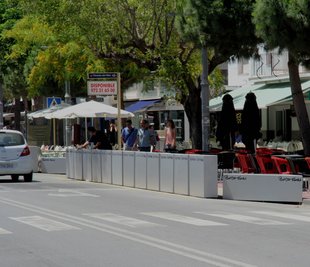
(14, 97), (21, 131)
(182, 82), (202, 149)
(288, 53), (310, 156)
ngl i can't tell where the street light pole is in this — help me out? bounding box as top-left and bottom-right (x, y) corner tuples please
(200, 44), (210, 152)
(64, 80), (71, 146)
(0, 83), (3, 129)
(117, 73), (122, 150)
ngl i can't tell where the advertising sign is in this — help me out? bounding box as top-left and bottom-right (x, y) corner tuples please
(87, 81), (117, 96)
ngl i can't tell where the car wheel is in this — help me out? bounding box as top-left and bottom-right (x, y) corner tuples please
(11, 174), (19, 182)
(24, 172), (33, 182)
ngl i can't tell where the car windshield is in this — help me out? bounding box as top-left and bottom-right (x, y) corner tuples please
(0, 132), (25, 146)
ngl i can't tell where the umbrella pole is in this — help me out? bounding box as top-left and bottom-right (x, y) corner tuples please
(53, 118), (56, 146)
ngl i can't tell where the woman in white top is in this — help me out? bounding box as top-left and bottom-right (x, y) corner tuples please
(164, 119), (176, 152)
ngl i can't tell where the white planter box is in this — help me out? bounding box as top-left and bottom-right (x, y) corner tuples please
(29, 146), (40, 173)
(160, 153), (174, 193)
(223, 173), (303, 203)
(189, 155), (218, 198)
(41, 157), (66, 174)
(174, 154), (189, 195)
(65, 149), (72, 178)
(75, 150), (84, 180)
(82, 150), (92, 181)
(135, 152), (148, 189)
(123, 151), (135, 187)
(112, 150), (123, 185)
(101, 150), (112, 184)
(147, 153), (160, 191)
(91, 150), (102, 183)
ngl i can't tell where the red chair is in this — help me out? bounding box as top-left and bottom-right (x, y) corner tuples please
(185, 149), (202, 154)
(305, 157), (310, 169)
(255, 154), (278, 174)
(236, 153), (257, 173)
(271, 156), (294, 174)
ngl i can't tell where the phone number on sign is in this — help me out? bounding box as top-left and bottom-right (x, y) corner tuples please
(88, 81), (117, 95)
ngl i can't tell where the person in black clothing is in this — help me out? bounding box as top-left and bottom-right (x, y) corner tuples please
(216, 94), (238, 150)
(107, 119), (117, 146)
(240, 92), (261, 153)
(78, 126), (112, 150)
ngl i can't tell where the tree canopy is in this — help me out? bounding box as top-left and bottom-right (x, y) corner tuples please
(253, 0), (310, 155)
(1, 0), (262, 148)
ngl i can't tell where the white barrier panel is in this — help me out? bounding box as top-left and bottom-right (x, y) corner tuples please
(29, 146), (40, 173)
(223, 173), (303, 203)
(41, 157), (66, 174)
(135, 152), (148, 189)
(174, 154), (189, 195)
(123, 151), (135, 187)
(82, 150), (92, 181)
(75, 150), (84, 180)
(189, 155), (218, 198)
(65, 150), (219, 199)
(69, 150), (76, 179)
(160, 153), (174, 193)
(112, 150), (123, 185)
(65, 149), (72, 178)
(147, 153), (160, 191)
(91, 150), (102, 183)
(101, 150), (112, 184)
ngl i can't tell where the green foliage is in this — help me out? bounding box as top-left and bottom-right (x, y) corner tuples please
(253, 0), (310, 65)
(181, 0), (260, 59)
(0, 0), (28, 100)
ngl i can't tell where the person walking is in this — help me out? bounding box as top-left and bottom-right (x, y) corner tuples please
(216, 94), (238, 150)
(164, 119), (176, 152)
(240, 92), (261, 153)
(121, 119), (138, 151)
(135, 119), (154, 152)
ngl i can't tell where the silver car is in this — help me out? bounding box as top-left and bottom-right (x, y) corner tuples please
(0, 129), (33, 182)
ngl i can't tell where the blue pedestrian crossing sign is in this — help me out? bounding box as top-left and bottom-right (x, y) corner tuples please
(47, 97), (62, 108)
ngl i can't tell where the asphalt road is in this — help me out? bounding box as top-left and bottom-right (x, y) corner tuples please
(0, 173), (309, 267)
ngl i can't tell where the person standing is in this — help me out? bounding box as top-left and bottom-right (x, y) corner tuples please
(135, 119), (154, 152)
(240, 92), (261, 153)
(107, 119), (117, 147)
(78, 126), (112, 150)
(121, 119), (138, 151)
(216, 94), (238, 150)
(149, 123), (160, 151)
(164, 119), (176, 152)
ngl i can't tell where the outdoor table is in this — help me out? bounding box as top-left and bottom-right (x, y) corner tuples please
(272, 154), (309, 174)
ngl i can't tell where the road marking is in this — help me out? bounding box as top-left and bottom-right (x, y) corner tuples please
(196, 212), (291, 225)
(0, 228), (12, 234)
(0, 197), (255, 267)
(48, 189), (100, 197)
(142, 212), (227, 226)
(10, 216), (81, 232)
(252, 211), (310, 222)
(84, 213), (161, 228)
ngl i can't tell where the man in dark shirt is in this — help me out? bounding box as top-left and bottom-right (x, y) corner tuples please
(79, 126), (112, 150)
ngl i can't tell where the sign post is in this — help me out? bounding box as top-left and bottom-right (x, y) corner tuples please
(117, 73), (122, 149)
(87, 72), (122, 150)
